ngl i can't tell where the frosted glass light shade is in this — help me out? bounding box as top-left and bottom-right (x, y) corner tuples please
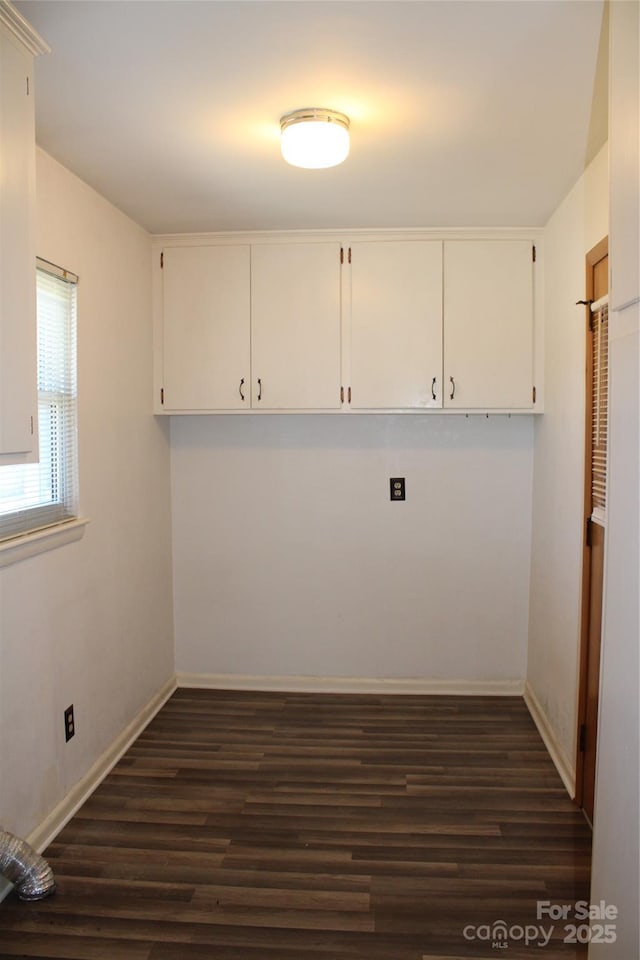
(280, 109), (350, 169)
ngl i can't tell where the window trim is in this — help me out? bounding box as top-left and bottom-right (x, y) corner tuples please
(0, 516), (89, 568)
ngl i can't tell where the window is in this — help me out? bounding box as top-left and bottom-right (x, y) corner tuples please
(0, 259), (78, 541)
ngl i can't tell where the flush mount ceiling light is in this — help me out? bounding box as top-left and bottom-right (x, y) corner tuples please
(280, 108), (350, 169)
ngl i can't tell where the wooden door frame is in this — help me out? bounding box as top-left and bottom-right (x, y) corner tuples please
(575, 236), (608, 810)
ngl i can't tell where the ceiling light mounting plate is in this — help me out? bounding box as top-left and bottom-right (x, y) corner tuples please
(280, 107), (349, 132)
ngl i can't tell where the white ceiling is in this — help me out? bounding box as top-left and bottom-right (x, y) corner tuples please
(15, 0), (607, 235)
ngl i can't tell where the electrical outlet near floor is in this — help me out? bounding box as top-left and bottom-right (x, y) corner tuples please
(64, 704), (75, 742)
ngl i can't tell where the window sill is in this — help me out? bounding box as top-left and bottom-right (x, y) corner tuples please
(0, 517), (89, 568)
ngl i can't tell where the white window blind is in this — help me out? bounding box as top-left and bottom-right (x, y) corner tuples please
(0, 260), (78, 540)
(590, 296), (608, 525)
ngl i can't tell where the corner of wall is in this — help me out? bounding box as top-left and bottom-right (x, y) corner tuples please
(527, 145), (609, 773)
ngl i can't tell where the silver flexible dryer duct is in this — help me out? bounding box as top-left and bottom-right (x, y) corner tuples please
(0, 831), (56, 901)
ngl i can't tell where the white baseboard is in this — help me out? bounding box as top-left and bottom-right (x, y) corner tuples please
(25, 675), (177, 855)
(524, 680), (575, 798)
(177, 672), (525, 697)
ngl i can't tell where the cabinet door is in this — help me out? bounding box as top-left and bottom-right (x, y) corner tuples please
(444, 240), (533, 409)
(349, 241), (442, 409)
(162, 245), (250, 411)
(0, 28), (37, 460)
(251, 243), (341, 409)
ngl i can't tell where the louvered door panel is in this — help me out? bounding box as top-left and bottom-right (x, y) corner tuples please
(591, 300), (608, 522)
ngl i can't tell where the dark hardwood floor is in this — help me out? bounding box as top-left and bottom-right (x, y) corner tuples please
(0, 689), (591, 959)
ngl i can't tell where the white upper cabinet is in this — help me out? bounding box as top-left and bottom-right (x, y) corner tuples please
(443, 240), (534, 409)
(161, 245), (250, 411)
(0, 9), (48, 462)
(154, 233), (538, 415)
(250, 243), (342, 410)
(349, 241), (443, 409)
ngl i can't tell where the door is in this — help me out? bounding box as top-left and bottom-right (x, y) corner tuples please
(576, 238), (608, 823)
(349, 241), (443, 409)
(161, 245), (250, 411)
(443, 240), (534, 409)
(251, 243), (342, 409)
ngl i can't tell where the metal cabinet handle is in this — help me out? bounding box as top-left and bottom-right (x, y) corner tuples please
(449, 376), (455, 400)
(431, 377), (437, 401)
(257, 378), (262, 401)
(239, 378), (245, 401)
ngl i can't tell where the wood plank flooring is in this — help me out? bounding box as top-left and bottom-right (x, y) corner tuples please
(0, 689), (591, 959)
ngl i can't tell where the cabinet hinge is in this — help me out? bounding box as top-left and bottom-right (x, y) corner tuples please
(532, 245), (536, 263)
(532, 385), (536, 404)
(160, 387), (164, 405)
(160, 251), (164, 269)
(340, 386), (344, 404)
(340, 247), (344, 265)
(579, 723), (587, 753)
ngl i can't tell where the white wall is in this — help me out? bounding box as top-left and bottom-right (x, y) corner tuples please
(589, 4), (639, 955)
(589, 304), (639, 958)
(527, 144), (608, 783)
(172, 413), (533, 685)
(0, 150), (174, 841)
